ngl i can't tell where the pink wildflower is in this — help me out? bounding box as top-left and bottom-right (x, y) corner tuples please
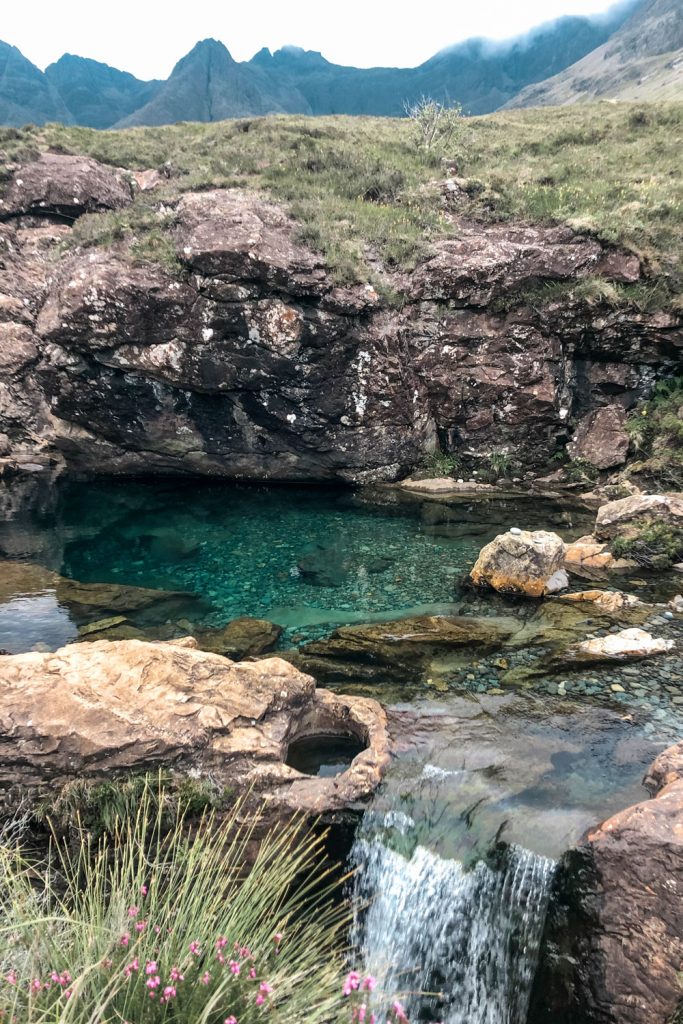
(30, 979), (41, 993)
(141, 884), (148, 896)
(119, 933), (130, 947)
(127, 906), (139, 918)
(391, 1001), (408, 1023)
(229, 960), (241, 976)
(200, 971), (211, 985)
(255, 983), (272, 1007)
(216, 936), (228, 950)
(135, 920), (147, 933)
(5, 971), (17, 986)
(162, 985), (177, 1001)
(361, 975), (376, 993)
(145, 961), (158, 976)
(146, 975), (161, 991)
(273, 932), (283, 946)
(249, 967), (257, 980)
(189, 941), (202, 956)
(170, 966), (184, 982)
(343, 971), (361, 997)
(224, 1018), (238, 1024)
(358, 1005), (367, 1023)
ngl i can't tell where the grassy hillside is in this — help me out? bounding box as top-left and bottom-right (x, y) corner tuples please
(0, 102), (681, 304)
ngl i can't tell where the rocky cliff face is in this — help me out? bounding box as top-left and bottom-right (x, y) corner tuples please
(0, 154), (681, 482)
(529, 742), (683, 1024)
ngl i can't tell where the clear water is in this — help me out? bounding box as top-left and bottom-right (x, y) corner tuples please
(1, 476), (678, 1022)
(0, 478), (599, 651)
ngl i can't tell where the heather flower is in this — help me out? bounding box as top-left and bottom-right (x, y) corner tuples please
(361, 975), (376, 992)
(119, 933), (130, 947)
(4, 971), (17, 986)
(127, 906), (139, 918)
(391, 1001), (408, 1022)
(343, 971), (361, 996)
(145, 961), (158, 976)
(30, 979), (41, 993)
(146, 975), (161, 990)
(170, 966), (184, 982)
(189, 941), (202, 956)
(162, 985), (177, 1001)
(229, 960), (241, 975)
(216, 936), (228, 950)
(135, 919), (147, 933)
(224, 1017), (238, 1024)
(200, 971), (211, 985)
(248, 967), (257, 980)
(141, 884), (148, 896)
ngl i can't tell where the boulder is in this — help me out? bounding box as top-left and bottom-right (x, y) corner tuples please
(470, 529), (568, 597)
(195, 617), (283, 659)
(530, 743), (683, 1024)
(0, 153), (134, 219)
(0, 638), (390, 816)
(566, 404), (629, 470)
(595, 493), (683, 541)
(569, 627), (674, 663)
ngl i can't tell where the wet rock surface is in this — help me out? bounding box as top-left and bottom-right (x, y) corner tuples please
(530, 742), (683, 1024)
(0, 155), (681, 480)
(0, 637), (390, 815)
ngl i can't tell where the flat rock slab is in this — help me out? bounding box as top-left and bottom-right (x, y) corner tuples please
(0, 638), (390, 815)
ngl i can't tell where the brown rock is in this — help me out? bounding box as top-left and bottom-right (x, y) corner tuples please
(564, 535), (618, 577)
(0, 639), (390, 815)
(195, 617), (283, 659)
(536, 745), (683, 1024)
(567, 404), (629, 470)
(0, 153), (134, 219)
(558, 589), (642, 613)
(471, 529), (568, 597)
(293, 614), (517, 684)
(595, 492), (683, 541)
(569, 627), (674, 662)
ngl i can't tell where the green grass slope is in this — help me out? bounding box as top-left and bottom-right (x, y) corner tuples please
(1, 103), (681, 303)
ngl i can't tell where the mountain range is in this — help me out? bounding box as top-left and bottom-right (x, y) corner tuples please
(0, 0), (679, 128)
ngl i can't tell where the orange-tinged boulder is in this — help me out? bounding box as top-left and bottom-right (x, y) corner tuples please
(470, 529), (568, 597)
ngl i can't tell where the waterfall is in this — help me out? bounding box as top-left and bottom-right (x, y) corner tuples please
(350, 816), (555, 1024)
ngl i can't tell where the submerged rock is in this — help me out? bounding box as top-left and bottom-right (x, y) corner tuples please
(470, 529), (568, 597)
(54, 578), (208, 623)
(292, 614), (517, 684)
(0, 638), (389, 816)
(194, 616), (283, 659)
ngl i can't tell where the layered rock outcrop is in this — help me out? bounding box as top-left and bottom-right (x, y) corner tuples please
(0, 638), (390, 815)
(530, 743), (683, 1024)
(1, 153), (681, 481)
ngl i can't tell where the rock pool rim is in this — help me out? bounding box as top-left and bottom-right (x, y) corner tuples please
(285, 733), (367, 778)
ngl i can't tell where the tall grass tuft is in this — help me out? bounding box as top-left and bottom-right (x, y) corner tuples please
(0, 782), (350, 1023)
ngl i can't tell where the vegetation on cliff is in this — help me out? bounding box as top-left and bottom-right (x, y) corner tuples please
(1, 101), (681, 301)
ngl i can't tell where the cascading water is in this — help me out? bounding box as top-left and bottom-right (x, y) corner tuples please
(350, 803), (555, 1024)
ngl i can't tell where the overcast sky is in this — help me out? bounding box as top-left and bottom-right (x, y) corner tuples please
(7, 0), (621, 79)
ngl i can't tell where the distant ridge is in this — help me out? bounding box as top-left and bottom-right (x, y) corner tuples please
(505, 0), (683, 106)
(0, 1), (664, 129)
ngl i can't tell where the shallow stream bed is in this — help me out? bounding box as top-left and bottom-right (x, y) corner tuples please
(2, 476), (682, 1023)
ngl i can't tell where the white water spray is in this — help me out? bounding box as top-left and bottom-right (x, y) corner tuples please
(351, 821), (554, 1024)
